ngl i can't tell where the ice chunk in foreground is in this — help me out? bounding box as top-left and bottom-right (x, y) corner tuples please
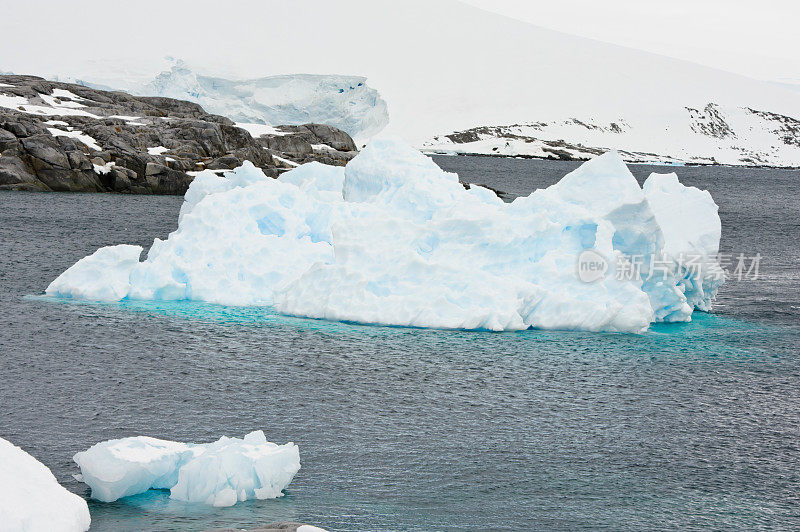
(46, 138), (724, 333)
(73, 431), (300, 507)
(0, 437), (90, 532)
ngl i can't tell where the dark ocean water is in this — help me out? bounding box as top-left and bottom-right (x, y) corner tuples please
(0, 156), (799, 531)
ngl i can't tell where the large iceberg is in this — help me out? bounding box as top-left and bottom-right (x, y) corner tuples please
(47, 138), (724, 333)
(0, 437), (91, 532)
(73, 431), (300, 507)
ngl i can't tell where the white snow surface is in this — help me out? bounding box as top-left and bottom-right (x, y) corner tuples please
(47, 139), (723, 333)
(46, 127), (102, 151)
(236, 122), (288, 138)
(73, 431), (300, 507)
(0, 91), (100, 119)
(93, 161), (116, 175)
(0, 437), (91, 532)
(146, 146), (170, 155)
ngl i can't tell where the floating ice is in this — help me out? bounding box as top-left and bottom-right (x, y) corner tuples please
(0, 437), (91, 532)
(643, 172), (724, 311)
(46, 138), (724, 333)
(73, 431), (300, 507)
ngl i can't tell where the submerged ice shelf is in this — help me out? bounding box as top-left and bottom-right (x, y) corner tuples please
(46, 138), (724, 333)
(73, 431), (300, 507)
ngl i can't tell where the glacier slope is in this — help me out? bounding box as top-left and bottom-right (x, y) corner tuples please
(137, 62), (389, 144)
(46, 139), (723, 333)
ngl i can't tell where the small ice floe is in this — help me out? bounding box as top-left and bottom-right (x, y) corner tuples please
(73, 431), (300, 507)
(0, 436), (91, 532)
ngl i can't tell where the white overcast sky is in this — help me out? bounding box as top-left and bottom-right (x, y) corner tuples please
(462, 0), (800, 83)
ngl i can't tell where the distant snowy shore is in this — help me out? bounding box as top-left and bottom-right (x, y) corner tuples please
(423, 149), (800, 170)
(59, 61), (800, 169)
(417, 104), (800, 168)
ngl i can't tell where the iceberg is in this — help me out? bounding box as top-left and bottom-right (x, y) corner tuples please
(73, 431), (300, 507)
(46, 138), (724, 333)
(0, 437), (91, 532)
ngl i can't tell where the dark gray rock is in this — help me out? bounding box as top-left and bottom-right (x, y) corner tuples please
(21, 136), (70, 168)
(207, 154), (242, 170)
(0, 74), (358, 193)
(304, 123), (357, 151)
(0, 155), (43, 190)
(252, 123), (358, 169)
(261, 134), (314, 157)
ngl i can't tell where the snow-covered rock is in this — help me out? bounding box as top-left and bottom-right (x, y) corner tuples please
(0, 437), (90, 532)
(47, 138), (724, 333)
(73, 431), (300, 507)
(0, 75), (358, 193)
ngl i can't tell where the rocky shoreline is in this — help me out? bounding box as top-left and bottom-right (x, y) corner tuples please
(427, 149), (632, 163)
(426, 149), (800, 169)
(0, 75), (357, 194)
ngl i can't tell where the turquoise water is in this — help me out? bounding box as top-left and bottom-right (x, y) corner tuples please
(22, 295), (800, 531)
(1, 158), (799, 530)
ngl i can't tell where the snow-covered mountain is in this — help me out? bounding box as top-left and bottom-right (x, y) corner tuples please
(1, 0), (798, 165)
